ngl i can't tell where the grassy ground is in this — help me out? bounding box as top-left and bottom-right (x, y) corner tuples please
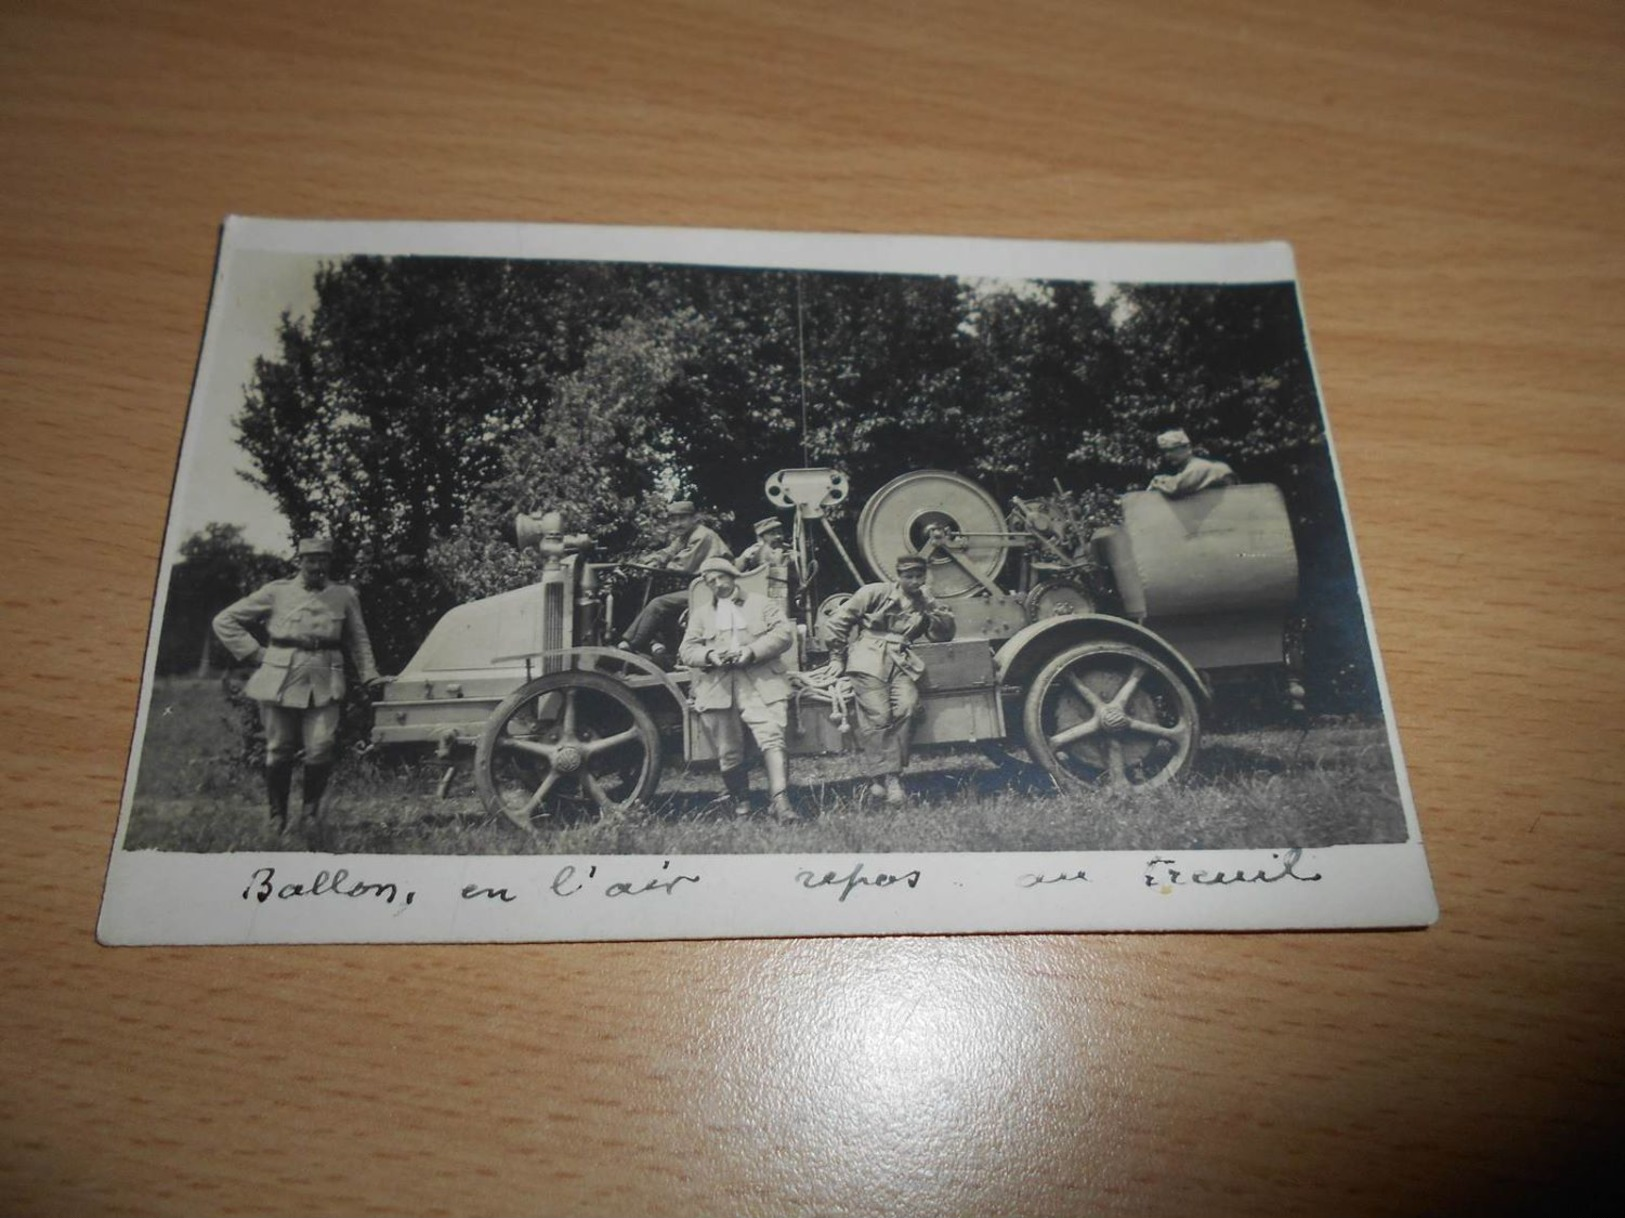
(122, 678), (1410, 855)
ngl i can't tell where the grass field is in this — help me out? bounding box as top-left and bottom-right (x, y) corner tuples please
(121, 678), (1410, 855)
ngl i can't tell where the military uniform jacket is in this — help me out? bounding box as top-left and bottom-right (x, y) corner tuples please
(737, 539), (802, 598)
(1148, 456), (1236, 498)
(824, 581), (956, 682)
(651, 523), (731, 574)
(679, 590), (794, 711)
(214, 578), (380, 707)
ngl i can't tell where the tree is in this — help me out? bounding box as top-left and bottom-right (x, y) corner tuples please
(236, 255), (1379, 714)
(156, 524), (287, 676)
(426, 304), (715, 601)
(237, 255), (667, 668)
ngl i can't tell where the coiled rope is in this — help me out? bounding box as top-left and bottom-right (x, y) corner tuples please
(789, 661), (855, 735)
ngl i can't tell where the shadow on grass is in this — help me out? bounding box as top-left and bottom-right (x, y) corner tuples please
(1192, 740), (1294, 780)
(641, 752), (1056, 822)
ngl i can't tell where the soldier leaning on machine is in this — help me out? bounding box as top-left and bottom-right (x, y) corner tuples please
(735, 516), (807, 609)
(679, 557), (798, 820)
(1147, 428), (1237, 498)
(618, 499), (732, 660)
(823, 553), (956, 805)
(212, 537), (385, 836)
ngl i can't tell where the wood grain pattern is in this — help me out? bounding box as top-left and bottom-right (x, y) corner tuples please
(3, 0), (1621, 1212)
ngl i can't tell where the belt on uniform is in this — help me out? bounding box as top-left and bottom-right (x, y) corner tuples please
(270, 636), (339, 652)
(865, 631), (912, 644)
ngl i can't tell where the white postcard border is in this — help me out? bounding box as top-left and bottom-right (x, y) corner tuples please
(100, 842), (1437, 945)
(100, 217), (1437, 945)
(222, 215), (1298, 286)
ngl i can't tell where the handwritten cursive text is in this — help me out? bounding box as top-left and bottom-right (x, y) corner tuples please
(795, 861), (922, 903)
(242, 866), (414, 906)
(1017, 868), (1090, 888)
(550, 860), (700, 899)
(1144, 848), (1323, 892)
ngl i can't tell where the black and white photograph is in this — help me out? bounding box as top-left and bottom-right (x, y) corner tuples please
(99, 219), (1436, 943)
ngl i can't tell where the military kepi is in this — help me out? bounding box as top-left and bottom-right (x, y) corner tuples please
(297, 536), (334, 556)
(895, 553), (929, 574)
(1156, 429), (1191, 450)
(753, 517), (783, 536)
(666, 500), (696, 516)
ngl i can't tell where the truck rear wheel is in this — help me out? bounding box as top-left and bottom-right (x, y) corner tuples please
(1021, 641), (1199, 790)
(475, 671), (662, 828)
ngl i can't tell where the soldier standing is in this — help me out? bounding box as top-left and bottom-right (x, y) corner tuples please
(735, 516), (804, 610)
(824, 553), (956, 804)
(619, 499), (731, 659)
(213, 537), (383, 835)
(679, 557), (798, 820)
(1147, 428), (1237, 497)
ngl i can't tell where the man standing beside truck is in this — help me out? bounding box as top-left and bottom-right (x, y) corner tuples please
(212, 537), (383, 836)
(679, 557), (797, 820)
(823, 553), (956, 805)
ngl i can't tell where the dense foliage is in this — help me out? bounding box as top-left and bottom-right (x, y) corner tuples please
(155, 523), (288, 676)
(231, 255), (1376, 713)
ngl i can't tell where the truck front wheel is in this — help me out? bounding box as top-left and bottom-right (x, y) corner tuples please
(475, 671), (662, 829)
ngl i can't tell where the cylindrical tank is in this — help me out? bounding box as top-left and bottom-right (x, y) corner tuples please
(1095, 486), (1298, 619)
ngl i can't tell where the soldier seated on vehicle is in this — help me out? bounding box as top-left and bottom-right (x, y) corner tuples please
(1147, 428), (1237, 498)
(618, 499), (732, 661)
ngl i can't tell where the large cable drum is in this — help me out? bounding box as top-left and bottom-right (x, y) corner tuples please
(856, 470), (1008, 598)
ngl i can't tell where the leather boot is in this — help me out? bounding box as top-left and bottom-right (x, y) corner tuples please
(721, 766), (752, 817)
(301, 762), (333, 825)
(763, 748), (797, 820)
(265, 761), (294, 834)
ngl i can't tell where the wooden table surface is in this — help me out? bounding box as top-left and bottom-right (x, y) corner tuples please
(4, 1), (1621, 1213)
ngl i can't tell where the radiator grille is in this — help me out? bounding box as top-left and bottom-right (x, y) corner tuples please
(543, 580), (565, 673)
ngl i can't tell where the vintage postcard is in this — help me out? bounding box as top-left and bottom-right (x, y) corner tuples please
(98, 218), (1437, 944)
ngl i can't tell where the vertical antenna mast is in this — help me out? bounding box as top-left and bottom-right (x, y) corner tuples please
(795, 275), (810, 468)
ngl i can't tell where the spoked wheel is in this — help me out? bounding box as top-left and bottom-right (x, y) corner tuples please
(1021, 641), (1200, 790)
(475, 672), (662, 829)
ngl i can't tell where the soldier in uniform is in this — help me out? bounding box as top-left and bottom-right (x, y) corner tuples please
(735, 516), (804, 610)
(824, 553), (956, 805)
(212, 537), (383, 834)
(679, 557), (798, 820)
(1147, 428), (1237, 498)
(619, 499), (731, 659)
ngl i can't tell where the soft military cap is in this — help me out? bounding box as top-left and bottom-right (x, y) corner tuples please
(753, 517), (784, 537)
(666, 500), (697, 516)
(698, 556), (743, 578)
(297, 537), (335, 556)
(1156, 429), (1192, 451)
(895, 553), (929, 574)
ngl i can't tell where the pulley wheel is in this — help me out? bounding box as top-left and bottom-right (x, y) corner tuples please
(856, 470), (1007, 598)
